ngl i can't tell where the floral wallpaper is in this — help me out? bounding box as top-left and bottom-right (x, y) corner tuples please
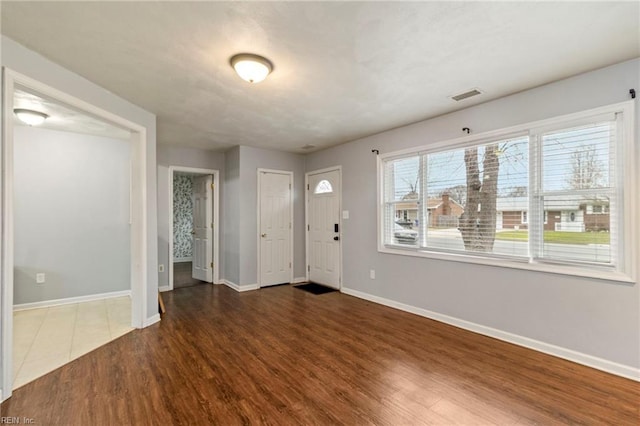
(173, 173), (194, 260)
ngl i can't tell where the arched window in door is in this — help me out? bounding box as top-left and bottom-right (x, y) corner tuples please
(314, 180), (333, 194)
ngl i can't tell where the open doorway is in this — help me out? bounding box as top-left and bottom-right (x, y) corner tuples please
(168, 167), (219, 290)
(2, 69), (149, 401)
(10, 86), (134, 389)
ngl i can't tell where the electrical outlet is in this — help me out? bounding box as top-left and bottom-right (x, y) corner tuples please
(158, 264), (165, 273)
(369, 269), (375, 279)
(36, 273), (45, 284)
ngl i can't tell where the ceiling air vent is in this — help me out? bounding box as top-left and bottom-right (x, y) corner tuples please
(450, 88), (483, 102)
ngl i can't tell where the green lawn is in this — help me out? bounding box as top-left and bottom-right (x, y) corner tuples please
(495, 230), (610, 245)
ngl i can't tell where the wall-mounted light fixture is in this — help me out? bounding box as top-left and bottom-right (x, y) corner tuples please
(14, 108), (49, 126)
(230, 53), (273, 84)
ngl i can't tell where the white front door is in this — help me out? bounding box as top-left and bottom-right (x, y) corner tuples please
(307, 169), (341, 289)
(192, 175), (213, 282)
(259, 171), (292, 287)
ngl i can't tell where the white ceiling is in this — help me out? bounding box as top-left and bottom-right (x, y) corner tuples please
(2, 2), (638, 153)
(13, 88), (131, 140)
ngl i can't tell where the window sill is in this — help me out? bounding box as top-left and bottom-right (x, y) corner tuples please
(379, 245), (635, 284)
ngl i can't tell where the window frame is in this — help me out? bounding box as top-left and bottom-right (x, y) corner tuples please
(377, 101), (636, 283)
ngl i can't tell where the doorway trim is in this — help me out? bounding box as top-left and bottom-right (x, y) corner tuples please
(305, 165), (342, 288)
(167, 166), (220, 290)
(2, 68), (149, 401)
(257, 168), (294, 288)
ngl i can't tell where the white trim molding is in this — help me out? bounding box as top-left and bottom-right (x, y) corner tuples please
(14, 290), (131, 311)
(173, 257), (192, 263)
(143, 313), (161, 327)
(292, 277), (308, 284)
(223, 280), (259, 292)
(341, 286), (640, 382)
(158, 285), (171, 292)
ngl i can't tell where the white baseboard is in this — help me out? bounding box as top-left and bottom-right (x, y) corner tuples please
(143, 313), (161, 327)
(158, 285), (170, 292)
(341, 286), (640, 382)
(292, 277), (307, 284)
(223, 280), (240, 291)
(14, 290), (131, 311)
(241, 284), (259, 291)
(173, 257), (192, 263)
(223, 280), (259, 292)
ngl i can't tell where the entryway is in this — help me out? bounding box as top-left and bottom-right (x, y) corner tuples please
(168, 167), (220, 290)
(306, 167), (342, 289)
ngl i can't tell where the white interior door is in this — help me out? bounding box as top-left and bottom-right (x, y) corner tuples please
(259, 171), (292, 287)
(192, 175), (213, 282)
(307, 169), (341, 288)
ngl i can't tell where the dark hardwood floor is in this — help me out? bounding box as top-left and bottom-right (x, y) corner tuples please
(2, 284), (638, 425)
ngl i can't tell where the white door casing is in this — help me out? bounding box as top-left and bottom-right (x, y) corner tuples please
(258, 170), (293, 287)
(192, 175), (213, 282)
(167, 166), (220, 291)
(307, 168), (341, 289)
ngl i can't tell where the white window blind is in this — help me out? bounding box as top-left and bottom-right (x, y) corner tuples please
(383, 155), (420, 247)
(379, 104), (630, 278)
(532, 119), (617, 266)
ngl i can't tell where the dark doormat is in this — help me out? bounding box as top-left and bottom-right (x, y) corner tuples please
(294, 283), (338, 295)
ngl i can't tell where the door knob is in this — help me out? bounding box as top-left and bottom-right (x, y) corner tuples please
(333, 236), (340, 241)
(191, 231), (196, 235)
(261, 233), (267, 238)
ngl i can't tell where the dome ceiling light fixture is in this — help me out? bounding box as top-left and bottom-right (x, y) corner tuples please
(14, 108), (49, 126)
(230, 53), (273, 84)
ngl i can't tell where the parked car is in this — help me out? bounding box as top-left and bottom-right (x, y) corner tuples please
(394, 224), (418, 244)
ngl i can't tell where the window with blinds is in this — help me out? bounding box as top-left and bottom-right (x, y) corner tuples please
(533, 119), (617, 266)
(379, 103), (632, 278)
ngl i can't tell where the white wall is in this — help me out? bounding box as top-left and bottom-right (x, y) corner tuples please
(156, 145), (225, 288)
(14, 126), (130, 304)
(1, 35), (158, 396)
(305, 59), (640, 375)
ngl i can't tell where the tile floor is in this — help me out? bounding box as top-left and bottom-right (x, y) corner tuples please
(12, 296), (133, 389)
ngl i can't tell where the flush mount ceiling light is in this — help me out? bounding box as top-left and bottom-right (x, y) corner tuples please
(14, 108), (49, 126)
(230, 53), (273, 84)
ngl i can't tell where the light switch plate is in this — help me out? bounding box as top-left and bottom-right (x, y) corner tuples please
(36, 273), (45, 284)
(342, 210), (349, 219)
